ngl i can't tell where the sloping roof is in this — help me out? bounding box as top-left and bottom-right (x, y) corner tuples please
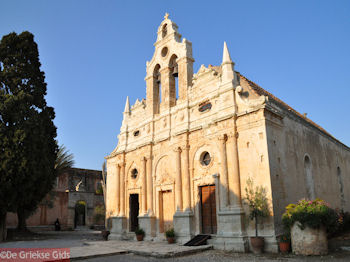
(235, 71), (349, 149)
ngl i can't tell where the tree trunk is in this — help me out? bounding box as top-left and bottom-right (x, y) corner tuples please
(255, 216), (258, 237)
(0, 211), (7, 241)
(17, 208), (27, 231)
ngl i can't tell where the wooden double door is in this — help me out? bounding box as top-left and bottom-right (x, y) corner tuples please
(200, 185), (217, 234)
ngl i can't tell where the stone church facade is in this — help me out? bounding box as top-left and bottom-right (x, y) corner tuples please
(105, 14), (350, 252)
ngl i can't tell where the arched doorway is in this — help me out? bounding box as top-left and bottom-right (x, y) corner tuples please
(74, 200), (86, 228)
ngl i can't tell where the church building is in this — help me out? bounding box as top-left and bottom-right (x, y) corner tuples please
(105, 14), (350, 252)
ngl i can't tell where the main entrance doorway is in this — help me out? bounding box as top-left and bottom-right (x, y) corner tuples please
(200, 185), (217, 234)
(129, 194), (139, 232)
(159, 190), (174, 233)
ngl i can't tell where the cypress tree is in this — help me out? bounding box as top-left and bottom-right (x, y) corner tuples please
(0, 31), (57, 235)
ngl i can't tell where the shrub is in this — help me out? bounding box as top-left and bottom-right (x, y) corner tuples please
(244, 178), (270, 237)
(165, 228), (175, 238)
(135, 227), (145, 236)
(93, 205), (105, 224)
(282, 199), (339, 234)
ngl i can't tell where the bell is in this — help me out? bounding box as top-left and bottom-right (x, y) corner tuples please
(172, 65), (178, 77)
(156, 73), (161, 84)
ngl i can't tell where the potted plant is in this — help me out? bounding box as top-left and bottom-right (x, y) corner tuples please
(165, 228), (175, 244)
(282, 198), (338, 255)
(278, 233), (290, 253)
(244, 178), (269, 254)
(135, 227), (145, 241)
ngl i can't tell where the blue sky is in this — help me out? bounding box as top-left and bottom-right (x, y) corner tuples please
(1, 0), (349, 170)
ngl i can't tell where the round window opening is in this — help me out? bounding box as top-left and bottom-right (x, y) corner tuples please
(161, 47), (168, 57)
(131, 168), (138, 179)
(200, 152), (211, 166)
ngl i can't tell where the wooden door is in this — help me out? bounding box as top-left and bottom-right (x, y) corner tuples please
(159, 190), (174, 233)
(201, 185), (217, 234)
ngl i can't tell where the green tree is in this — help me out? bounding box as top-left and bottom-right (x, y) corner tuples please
(0, 31), (57, 235)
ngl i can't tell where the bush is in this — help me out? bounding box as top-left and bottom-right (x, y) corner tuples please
(165, 228), (175, 238)
(135, 227), (145, 236)
(93, 205), (105, 224)
(244, 178), (270, 237)
(282, 199), (339, 234)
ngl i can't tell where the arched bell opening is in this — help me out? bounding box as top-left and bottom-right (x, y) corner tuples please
(169, 54), (178, 104)
(153, 64), (161, 113)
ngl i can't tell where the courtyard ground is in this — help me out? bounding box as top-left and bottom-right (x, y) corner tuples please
(1, 228), (350, 261)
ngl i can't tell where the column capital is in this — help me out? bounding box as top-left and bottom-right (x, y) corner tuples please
(180, 144), (190, 151)
(118, 162), (126, 167)
(140, 156), (147, 162)
(218, 134), (228, 143)
(227, 132), (238, 139)
(145, 155), (153, 161)
(173, 147), (182, 153)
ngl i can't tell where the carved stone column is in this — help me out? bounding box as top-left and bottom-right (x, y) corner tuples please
(116, 164), (120, 215)
(139, 155), (155, 239)
(183, 145), (191, 211)
(119, 163), (126, 217)
(141, 157), (147, 214)
(227, 132), (242, 207)
(175, 147), (183, 211)
(110, 162), (127, 240)
(218, 135), (229, 209)
(173, 144), (193, 244)
(146, 156), (153, 214)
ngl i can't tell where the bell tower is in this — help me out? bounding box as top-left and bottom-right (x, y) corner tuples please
(145, 13), (194, 115)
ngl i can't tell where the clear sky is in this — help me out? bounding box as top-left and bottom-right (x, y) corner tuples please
(1, 0), (349, 170)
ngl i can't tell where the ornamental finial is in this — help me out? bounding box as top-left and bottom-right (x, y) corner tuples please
(164, 13), (169, 19)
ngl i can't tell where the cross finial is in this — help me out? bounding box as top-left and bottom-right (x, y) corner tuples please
(164, 13), (169, 19)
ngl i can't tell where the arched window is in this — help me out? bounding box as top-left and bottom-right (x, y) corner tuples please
(304, 155), (315, 199)
(169, 54), (178, 102)
(337, 167), (345, 209)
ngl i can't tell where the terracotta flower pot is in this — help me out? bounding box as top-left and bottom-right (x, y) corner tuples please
(250, 236), (265, 254)
(279, 242), (290, 253)
(136, 234), (144, 241)
(167, 237), (175, 244)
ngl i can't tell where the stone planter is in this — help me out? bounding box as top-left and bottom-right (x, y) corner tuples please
(291, 222), (328, 255)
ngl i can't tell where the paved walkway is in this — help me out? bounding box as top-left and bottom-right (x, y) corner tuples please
(0, 230), (212, 260)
